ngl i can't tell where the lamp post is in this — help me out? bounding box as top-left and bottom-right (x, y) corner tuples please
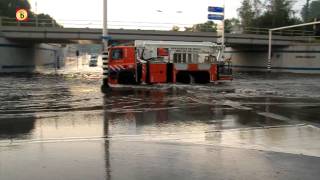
(101, 0), (110, 89)
(103, 0), (108, 50)
(102, 0), (110, 90)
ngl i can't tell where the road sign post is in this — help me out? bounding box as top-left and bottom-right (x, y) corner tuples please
(208, 5), (225, 47)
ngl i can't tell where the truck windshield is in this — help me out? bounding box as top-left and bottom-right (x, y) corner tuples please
(111, 49), (123, 60)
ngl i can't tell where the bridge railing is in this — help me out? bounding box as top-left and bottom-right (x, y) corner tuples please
(0, 17), (316, 36)
(243, 27), (315, 36)
(0, 17), (61, 28)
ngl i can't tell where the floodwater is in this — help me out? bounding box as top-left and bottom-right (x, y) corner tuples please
(1, 65), (320, 180)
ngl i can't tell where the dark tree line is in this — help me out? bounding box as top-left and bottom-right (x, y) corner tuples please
(301, 0), (320, 22)
(0, 0), (61, 27)
(173, 0), (308, 33)
(238, 0), (301, 28)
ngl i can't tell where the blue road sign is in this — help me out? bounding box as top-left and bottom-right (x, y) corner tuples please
(208, 14), (224, 21)
(208, 6), (224, 13)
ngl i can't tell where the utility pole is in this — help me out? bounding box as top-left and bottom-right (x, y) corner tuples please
(103, 0), (108, 50)
(35, 1), (38, 27)
(102, 0), (110, 90)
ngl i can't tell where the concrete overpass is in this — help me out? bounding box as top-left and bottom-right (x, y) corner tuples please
(0, 26), (309, 46)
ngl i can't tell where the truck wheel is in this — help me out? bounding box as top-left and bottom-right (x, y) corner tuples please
(193, 72), (210, 84)
(118, 71), (136, 85)
(176, 72), (192, 84)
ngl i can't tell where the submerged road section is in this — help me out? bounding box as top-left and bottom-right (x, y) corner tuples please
(0, 72), (320, 180)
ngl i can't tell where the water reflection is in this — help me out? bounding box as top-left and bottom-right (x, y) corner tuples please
(103, 101), (111, 180)
(0, 74), (74, 141)
(0, 116), (35, 140)
(101, 88), (295, 137)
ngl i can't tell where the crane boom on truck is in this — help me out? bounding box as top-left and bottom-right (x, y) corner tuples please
(105, 40), (232, 86)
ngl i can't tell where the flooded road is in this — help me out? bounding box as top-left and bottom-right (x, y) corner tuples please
(1, 70), (320, 180)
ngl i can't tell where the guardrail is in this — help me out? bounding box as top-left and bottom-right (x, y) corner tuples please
(0, 17), (316, 36)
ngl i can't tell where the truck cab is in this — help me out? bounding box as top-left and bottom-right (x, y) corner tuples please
(108, 46), (137, 84)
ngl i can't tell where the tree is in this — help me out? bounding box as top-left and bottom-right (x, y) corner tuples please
(184, 21), (217, 32)
(171, 25), (180, 31)
(252, 0), (263, 18)
(238, 0), (255, 27)
(0, 0), (31, 18)
(36, 13), (62, 27)
(0, 0), (61, 27)
(225, 18), (241, 33)
(238, 0), (301, 29)
(301, 0), (320, 22)
(255, 0), (300, 28)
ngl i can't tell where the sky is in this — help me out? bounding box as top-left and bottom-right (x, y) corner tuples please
(28, 0), (306, 29)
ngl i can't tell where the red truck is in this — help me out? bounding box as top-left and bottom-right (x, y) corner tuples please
(102, 40), (232, 87)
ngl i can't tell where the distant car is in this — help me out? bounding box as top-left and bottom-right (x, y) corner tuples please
(89, 55), (98, 67)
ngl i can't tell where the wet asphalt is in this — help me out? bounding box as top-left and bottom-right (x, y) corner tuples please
(0, 70), (320, 180)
